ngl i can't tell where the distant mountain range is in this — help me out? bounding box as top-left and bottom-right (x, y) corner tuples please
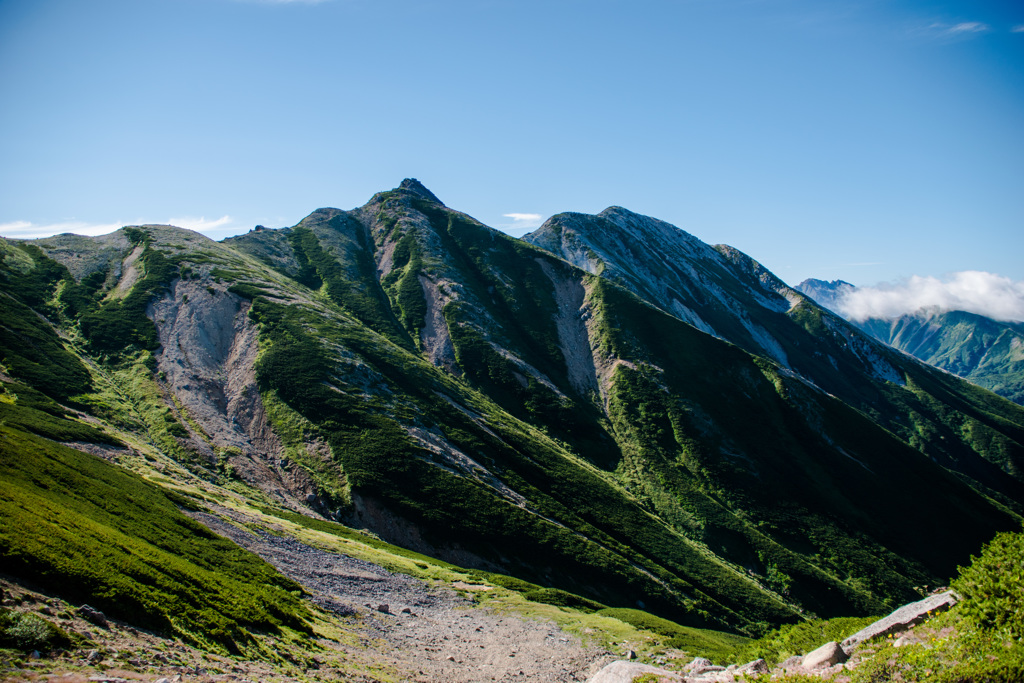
(2, 180), (1023, 645)
(796, 278), (1024, 406)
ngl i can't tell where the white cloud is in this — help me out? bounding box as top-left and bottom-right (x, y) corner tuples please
(922, 21), (991, 38)
(502, 213), (544, 229)
(836, 271), (1024, 323)
(0, 220), (124, 239)
(0, 214), (239, 240)
(948, 21), (989, 33)
(1012, 25), (1024, 33)
(167, 215), (235, 232)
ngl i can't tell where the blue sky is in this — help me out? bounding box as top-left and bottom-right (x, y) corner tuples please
(1, 0), (1022, 291)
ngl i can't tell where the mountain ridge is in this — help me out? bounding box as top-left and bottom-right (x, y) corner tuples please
(1, 180), (1023, 644)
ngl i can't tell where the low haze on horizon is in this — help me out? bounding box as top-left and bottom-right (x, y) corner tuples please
(1, 0), (1022, 296)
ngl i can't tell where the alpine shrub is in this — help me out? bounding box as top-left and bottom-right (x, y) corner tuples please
(951, 528), (1024, 639)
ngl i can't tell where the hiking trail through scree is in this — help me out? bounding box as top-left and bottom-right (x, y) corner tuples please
(194, 511), (613, 682)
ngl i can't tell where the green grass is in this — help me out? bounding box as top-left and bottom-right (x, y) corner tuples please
(0, 423), (312, 653)
(0, 382), (117, 444)
(596, 608), (750, 663)
(735, 615), (878, 667)
(254, 503), (464, 572)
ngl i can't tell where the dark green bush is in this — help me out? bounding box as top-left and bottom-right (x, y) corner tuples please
(952, 528), (1024, 638)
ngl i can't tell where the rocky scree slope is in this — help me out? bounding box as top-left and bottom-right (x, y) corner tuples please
(1, 180), (1023, 642)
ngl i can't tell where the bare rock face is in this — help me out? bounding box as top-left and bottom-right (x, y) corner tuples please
(802, 641), (847, 669)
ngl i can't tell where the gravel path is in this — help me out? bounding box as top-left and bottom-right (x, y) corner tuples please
(194, 511), (611, 682)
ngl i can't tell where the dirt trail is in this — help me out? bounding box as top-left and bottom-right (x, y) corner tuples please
(194, 512), (611, 682)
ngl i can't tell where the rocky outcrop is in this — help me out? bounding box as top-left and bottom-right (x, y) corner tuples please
(842, 590), (958, 651)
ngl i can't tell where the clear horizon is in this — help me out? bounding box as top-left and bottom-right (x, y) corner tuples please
(2, 0), (1022, 294)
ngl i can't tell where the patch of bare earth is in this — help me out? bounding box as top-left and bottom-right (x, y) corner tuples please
(535, 260), (598, 397)
(418, 276), (460, 375)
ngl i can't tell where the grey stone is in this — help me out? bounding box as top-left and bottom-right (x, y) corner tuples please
(587, 661), (682, 683)
(376, 603), (390, 614)
(691, 664), (726, 675)
(684, 657), (714, 672)
(802, 641), (847, 669)
(625, 649), (636, 660)
(735, 658), (768, 674)
(842, 591), (957, 650)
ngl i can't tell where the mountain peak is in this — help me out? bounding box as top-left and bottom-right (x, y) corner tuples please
(398, 178), (444, 206)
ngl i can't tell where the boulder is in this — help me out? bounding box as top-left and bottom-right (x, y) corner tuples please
(735, 658), (768, 674)
(684, 657), (714, 672)
(587, 661), (682, 683)
(78, 604), (108, 627)
(802, 641), (847, 669)
(842, 591), (957, 651)
(692, 664), (726, 676)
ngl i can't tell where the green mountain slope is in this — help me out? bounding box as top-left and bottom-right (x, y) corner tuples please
(0, 421), (311, 652)
(524, 210), (1024, 497)
(1, 180), (1022, 640)
(796, 278), (1024, 407)
(859, 310), (1024, 407)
